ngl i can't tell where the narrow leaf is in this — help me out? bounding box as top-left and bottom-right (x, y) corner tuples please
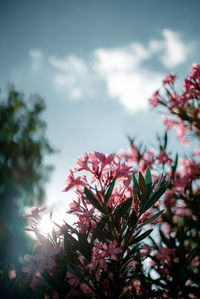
(154, 173), (163, 193)
(91, 215), (108, 242)
(129, 210), (137, 227)
(141, 182), (169, 213)
(130, 229), (153, 245)
(132, 173), (141, 200)
(104, 178), (116, 204)
(138, 210), (164, 229)
(159, 230), (171, 248)
(164, 131), (168, 149)
(113, 198), (132, 226)
(145, 167), (152, 186)
(95, 229), (115, 241)
(171, 153), (178, 178)
(139, 171), (148, 200)
(84, 187), (105, 213)
(78, 233), (91, 261)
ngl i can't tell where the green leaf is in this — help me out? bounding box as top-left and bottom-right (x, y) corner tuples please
(64, 234), (78, 264)
(138, 210), (164, 229)
(94, 229), (115, 241)
(91, 215), (108, 242)
(84, 187), (105, 213)
(141, 182), (169, 213)
(186, 247), (199, 266)
(171, 153), (178, 178)
(159, 230), (171, 248)
(77, 233), (91, 262)
(132, 173), (141, 200)
(145, 167), (152, 186)
(130, 229), (153, 245)
(139, 171), (147, 200)
(154, 173), (163, 193)
(104, 178), (116, 204)
(129, 210), (138, 227)
(113, 198), (132, 226)
(64, 230), (91, 262)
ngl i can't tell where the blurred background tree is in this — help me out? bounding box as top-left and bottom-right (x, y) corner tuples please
(0, 85), (54, 296)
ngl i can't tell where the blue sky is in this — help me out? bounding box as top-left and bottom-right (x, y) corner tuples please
(1, 0), (200, 227)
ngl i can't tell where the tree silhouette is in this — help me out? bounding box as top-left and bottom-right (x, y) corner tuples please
(0, 85), (54, 297)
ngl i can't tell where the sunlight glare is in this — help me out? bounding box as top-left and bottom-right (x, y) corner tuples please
(38, 214), (56, 236)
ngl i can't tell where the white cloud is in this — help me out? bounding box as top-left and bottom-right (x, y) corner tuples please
(49, 55), (88, 74)
(48, 55), (93, 100)
(29, 49), (43, 71)
(94, 44), (162, 112)
(93, 29), (192, 112)
(161, 29), (188, 68)
(150, 29), (189, 68)
(27, 29), (193, 111)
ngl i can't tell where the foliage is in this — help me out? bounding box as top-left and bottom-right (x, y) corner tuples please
(15, 63), (200, 298)
(0, 86), (54, 297)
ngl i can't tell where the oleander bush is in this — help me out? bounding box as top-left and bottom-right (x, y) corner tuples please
(12, 63), (200, 298)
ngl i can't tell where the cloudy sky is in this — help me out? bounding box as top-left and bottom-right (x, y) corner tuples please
(0, 0), (199, 227)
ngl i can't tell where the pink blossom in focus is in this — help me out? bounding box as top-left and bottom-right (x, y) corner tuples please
(63, 170), (88, 192)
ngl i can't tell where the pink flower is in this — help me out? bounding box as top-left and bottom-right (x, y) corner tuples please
(174, 200), (192, 219)
(157, 151), (173, 165)
(8, 268), (16, 279)
(74, 206), (95, 234)
(163, 223), (172, 235)
(72, 153), (90, 172)
(66, 272), (80, 287)
(30, 271), (43, 290)
(163, 115), (177, 130)
(190, 63), (200, 80)
(63, 170), (88, 192)
(24, 206), (46, 220)
(138, 151), (155, 174)
(155, 247), (176, 266)
(163, 190), (176, 207)
(106, 240), (122, 261)
(133, 280), (143, 296)
(118, 141), (140, 163)
(141, 244), (152, 258)
(163, 73), (176, 85)
(193, 146), (200, 157)
(177, 121), (187, 140)
(149, 90), (161, 107)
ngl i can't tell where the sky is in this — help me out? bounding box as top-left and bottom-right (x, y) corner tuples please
(0, 0), (200, 228)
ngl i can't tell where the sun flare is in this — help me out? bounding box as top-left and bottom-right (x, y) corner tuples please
(38, 214), (56, 236)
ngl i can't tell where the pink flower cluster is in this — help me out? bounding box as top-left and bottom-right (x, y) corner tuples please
(150, 63), (200, 145)
(64, 151), (133, 207)
(17, 63), (200, 298)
